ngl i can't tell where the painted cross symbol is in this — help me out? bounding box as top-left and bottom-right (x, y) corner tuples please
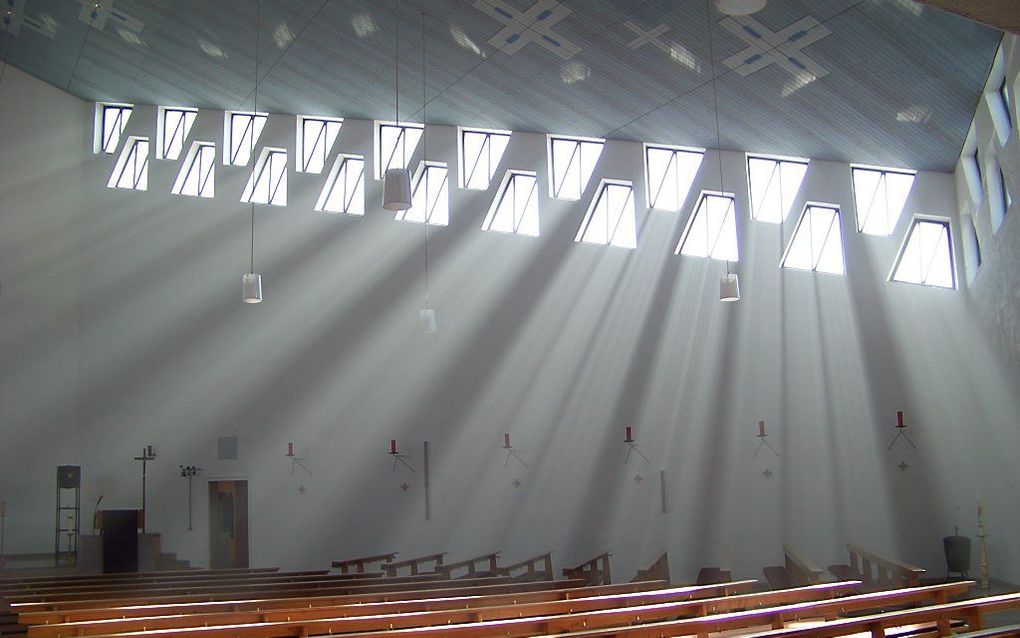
(512, 479), (522, 488)
(762, 468), (773, 478)
(76, 0), (145, 33)
(623, 21), (700, 72)
(473, 0), (580, 60)
(633, 474), (644, 483)
(400, 482), (410, 491)
(718, 14), (830, 85)
(298, 485), (307, 494)
(898, 461), (909, 472)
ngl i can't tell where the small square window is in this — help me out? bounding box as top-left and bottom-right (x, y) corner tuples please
(747, 155), (808, 223)
(157, 107), (198, 161)
(460, 128), (511, 190)
(224, 111), (268, 166)
(645, 145), (704, 212)
(548, 135), (604, 200)
(851, 165), (916, 236)
(241, 148), (288, 206)
(95, 103), (133, 154)
(297, 116), (343, 174)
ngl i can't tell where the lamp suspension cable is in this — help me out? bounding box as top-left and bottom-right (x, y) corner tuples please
(705, 0), (727, 272)
(394, 0), (399, 126)
(250, 0), (259, 274)
(421, 10), (430, 308)
(67, 2), (99, 91)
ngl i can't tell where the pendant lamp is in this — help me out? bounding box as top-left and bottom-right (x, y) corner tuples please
(242, 0), (263, 303)
(382, 1), (412, 211)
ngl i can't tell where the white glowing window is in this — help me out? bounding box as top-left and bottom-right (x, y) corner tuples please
(314, 155), (365, 215)
(95, 103), (133, 154)
(851, 165), (916, 235)
(575, 180), (636, 249)
(397, 162), (448, 226)
(645, 145), (704, 211)
(241, 148), (287, 206)
(482, 171), (539, 236)
(224, 111), (268, 166)
(891, 218), (955, 289)
(157, 107), (198, 161)
(297, 116), (343, 174)
(676, 192), (738, 261)
(461, 128), (511, 190)
(747, 155), (808, 223)
(171, 142), (215, 198)
(781, 204), (844, 275)
(107, 136), (149, 190)
(549, 135), (604, 200)
(375, 121), (424, 179)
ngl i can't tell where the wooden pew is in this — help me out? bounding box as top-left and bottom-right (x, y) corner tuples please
(839, 543), (927, 588)
(631, 552), (670, 584)
(24, 580), (732, 638)
(785, 544), (826, 585)
(381, 553), (446, 577)
(493, 552), (554, 582)
(95, 581), (977, 638)
(27, 580), (778, 638)
(0, 572), (338, 596)
(15, 578), (602, 626)
(563, 551), (611, 585)
(0, 568), (279, 587)
(436, 553), (501, 579)
(5, 574), (501, 613)
(330, 553), (397, 575)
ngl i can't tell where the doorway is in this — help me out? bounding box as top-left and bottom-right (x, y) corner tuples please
(208, 480), (249, 568)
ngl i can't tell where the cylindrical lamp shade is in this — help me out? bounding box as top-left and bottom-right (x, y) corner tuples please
(242, 272), (263, 304)
(383, 168), (413, 211)
(720, 272), (740, 302)
(420, 307), (437, 334)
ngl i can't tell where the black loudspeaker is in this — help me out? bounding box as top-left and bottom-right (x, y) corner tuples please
(102, 509), (139, 573)
(57, 465), (81, 488)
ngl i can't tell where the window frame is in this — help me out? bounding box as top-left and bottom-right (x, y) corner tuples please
(223, 110), (269, 167)
(889, 215), (957, 290)
(547, 134), (605, 201)
(240, 147), (288, 207)
(674, 190), (739, 262)
(850, 163), (917, 236)
(156, 106), (199, 161)
(171, 141), (216, 198)
(106, 136), (150, 191)
(314, 154), (366, 215)
(779, 202), (845, 275)
(482, 170), (540, 236)
(296, 115), (344, 174)
(458, 127), (512, 190)
(745, 152), (809, 223)
(94, 102), (133, 154)
(374, 120), (425, 180)
(574, 178), (637, 249)
(396, 160), (449, 226)
(643, 143), (705, 212)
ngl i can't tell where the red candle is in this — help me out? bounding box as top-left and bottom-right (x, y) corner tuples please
(287, 442), (294, 456)
(390, 439), (397, 455)
(504, 433), (511, 448)
(625, 426), (633, 442)
(758, 420), (766, 437)
(896, 410), (904, 428)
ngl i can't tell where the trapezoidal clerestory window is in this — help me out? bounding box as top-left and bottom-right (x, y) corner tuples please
(644, 144), (704, 212)
(575, 179), (637, 249)
(396, 161), (449, 226)
(314, 155), (365, 215)
(240, 148), (288, 206)
(156, 106), (198, 161)
(375, 121), (424, 179)
(171, 141), (216, 198)
(747, 154), (808, 223)
(95, 103), (134, 154)
(107, 136), (149, 190)
(460, 128), (511, 190)
(482, 170), (539, 236)
(781, 203), (845, 275)
(548, 135), (604, 200)
(890, 217), (956, 289)
(675, 191), (738, 261)
(223, 111), (268, 166)
(297, 115), (344, 174)
(851, 164), (916, 236)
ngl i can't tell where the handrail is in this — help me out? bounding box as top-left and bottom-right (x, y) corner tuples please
(436, 552), (501, 579)
(784, 544), (824, 585)
(495, 552), (554, 581)
(331, 553), (398, 574)
(631, 552), (670, 584)
(381, 552), (447, 577)
(563, 551), (612, 585)
(847, 543), (926, 587)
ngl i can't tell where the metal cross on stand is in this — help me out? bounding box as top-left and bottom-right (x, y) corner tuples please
(502, 433), (529, 469)
(623, 426), (651, 465)
(388, 440), (415, 473)
(178, 465), (201, 531)
(133, 446), (156, 532)
(753, 421), (780, 459)
(888, 410), (916, 451)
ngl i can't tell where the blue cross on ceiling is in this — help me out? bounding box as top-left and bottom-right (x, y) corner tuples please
(473, 0), (581, 60)
(719, 14), (830, 88)
(76, 0), (144, 34)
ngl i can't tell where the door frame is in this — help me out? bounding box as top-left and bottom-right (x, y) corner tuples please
(206, 477), (252, 568)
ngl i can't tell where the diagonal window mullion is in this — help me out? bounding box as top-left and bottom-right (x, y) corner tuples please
(346, 162), (364, 212)
(197, 149), (214, 196)
(465, 134), (488, 188)
(706, 198), (733, 257)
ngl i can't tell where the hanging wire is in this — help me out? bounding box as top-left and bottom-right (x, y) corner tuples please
(421, 10), (430, 308)
(67, 1), (100, 91)
(0, 4), (14, 85)
(704, 0), (730, 274)
(394, 0), (399, 125)
(249, 0), (259, 274)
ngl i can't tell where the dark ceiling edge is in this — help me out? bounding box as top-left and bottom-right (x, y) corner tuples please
(912, 0), (1019, 35)
(952, 31), (1004, 165)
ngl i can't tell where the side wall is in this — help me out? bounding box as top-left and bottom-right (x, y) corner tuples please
(2, 64), (1019, 583)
